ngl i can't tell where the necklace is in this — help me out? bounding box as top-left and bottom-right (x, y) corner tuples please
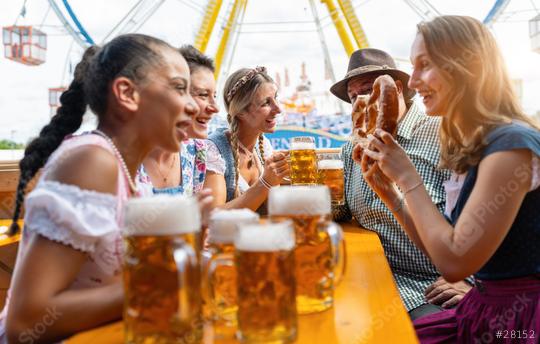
(238, 140), (257, 169)
(93, 129), (139, 195)
(152, 154), (177, 183)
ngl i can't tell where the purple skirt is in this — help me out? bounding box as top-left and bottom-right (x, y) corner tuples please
(414, 276), (540, 344)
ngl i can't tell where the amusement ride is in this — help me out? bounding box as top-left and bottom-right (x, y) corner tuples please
(3, 0), (540, 147)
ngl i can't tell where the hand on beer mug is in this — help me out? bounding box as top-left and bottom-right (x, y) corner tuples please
(262, 151), (290, 186)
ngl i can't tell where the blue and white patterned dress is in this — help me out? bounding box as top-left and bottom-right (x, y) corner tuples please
(137, 139), (214, 196)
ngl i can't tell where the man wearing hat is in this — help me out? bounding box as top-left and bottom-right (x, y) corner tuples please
(331, 48), (472, 319)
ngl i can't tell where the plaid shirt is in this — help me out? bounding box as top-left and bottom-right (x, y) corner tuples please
(334, 102), (451, 311)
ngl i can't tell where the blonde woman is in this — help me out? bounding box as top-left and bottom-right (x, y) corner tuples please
(358, 16), (540, 342)
(205, 67), (289, 213)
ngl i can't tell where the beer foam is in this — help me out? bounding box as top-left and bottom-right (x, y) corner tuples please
(268, 186), (331, 215)
(208, 209), (259, 244)
(124, 195), (200, 235)
(234, 223), (295, 252)
(317, 159), (343, 170)
(290, 141), (315, 150)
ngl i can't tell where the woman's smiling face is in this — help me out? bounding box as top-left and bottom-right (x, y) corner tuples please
(408, 34), (451, 116)
(187, 67), (219, 139)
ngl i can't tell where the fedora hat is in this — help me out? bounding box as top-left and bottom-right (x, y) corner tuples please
(330, 48), (416, 103)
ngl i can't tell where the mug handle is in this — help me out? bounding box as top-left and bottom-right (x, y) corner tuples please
(204, 252), (235, 319)
(327, 222), (347, 286)
(173, 238), (199, 322)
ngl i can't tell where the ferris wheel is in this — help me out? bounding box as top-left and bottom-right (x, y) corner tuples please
(3, 0), (539, 116)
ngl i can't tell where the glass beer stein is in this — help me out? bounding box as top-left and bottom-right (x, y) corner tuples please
(123, 195), (202, 343)
(235, 222), (298, 343)
(202, 209), (259, 338)
(268, 185), (346, 314)
(317, 159), (345, 206)
(289, 136), (318, 185)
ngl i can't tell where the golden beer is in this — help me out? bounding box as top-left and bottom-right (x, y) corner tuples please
(317, 160), (345, 206)
(235, 223), (297, 343)
(269, 186), (345, 315)
(289, 136), (318, 185)
(203, 209), (259, 338)
(123, 195), (202, 344)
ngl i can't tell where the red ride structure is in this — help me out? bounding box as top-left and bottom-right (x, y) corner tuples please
(2, 25), (47, 66)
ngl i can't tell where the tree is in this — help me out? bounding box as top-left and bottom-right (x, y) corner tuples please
(0, 139), (25, 150)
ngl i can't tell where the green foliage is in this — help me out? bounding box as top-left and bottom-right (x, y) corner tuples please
(0, 139), (25, 150)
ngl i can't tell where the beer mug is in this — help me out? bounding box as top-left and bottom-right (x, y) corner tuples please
(123, 195), (202, 343)
(289, 136), (318, 185)
(235, 222), (297, 343)
(202, 209), (259, 336)
(268, 186), (346, 314)
(317, 159), (345, 206)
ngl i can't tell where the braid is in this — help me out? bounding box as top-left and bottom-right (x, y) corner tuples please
(9, 46), (99, 235)
(258, 134), (265, 167)
(229, 117), (240, 198)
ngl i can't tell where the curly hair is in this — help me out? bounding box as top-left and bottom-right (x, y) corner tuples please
(10, 34), (174, 235)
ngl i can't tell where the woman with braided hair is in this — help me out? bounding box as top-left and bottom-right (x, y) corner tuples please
(205, 66), (289, 213)
(1, 34), (197, 342)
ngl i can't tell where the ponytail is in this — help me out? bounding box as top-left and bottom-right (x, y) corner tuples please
(9, 46), (99, 235)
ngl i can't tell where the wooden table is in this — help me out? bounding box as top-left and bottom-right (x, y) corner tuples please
(67, 223), (418, 343)
(0, 220), (21, 247)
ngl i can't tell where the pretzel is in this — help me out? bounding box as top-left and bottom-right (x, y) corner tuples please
(351, 75), (399, 186)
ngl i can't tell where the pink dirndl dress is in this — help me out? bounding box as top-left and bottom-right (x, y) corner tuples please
(0, 133), (134, 343)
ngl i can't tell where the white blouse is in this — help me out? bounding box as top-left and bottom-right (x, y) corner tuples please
(0, 133), (129, 342)
(444, 155), (540, 218)
(206, 137), (274, 195)
(24, 181), (123, 284)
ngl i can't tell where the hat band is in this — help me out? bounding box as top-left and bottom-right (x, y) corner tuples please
(344, 64), (393, 78)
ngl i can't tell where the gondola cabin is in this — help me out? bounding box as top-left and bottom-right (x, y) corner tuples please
(2, 26), (47, 65)
(48, 87), (66, 117)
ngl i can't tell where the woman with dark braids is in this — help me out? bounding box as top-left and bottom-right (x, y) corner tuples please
(0, 34), (197, 342)
(205, 67), (289, 214)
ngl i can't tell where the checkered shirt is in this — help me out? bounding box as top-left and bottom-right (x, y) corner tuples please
(333, 102), (451, 311)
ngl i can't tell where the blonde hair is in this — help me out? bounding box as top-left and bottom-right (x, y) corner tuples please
(417, 15), (540, 173)
(223, 67), (274, 196)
